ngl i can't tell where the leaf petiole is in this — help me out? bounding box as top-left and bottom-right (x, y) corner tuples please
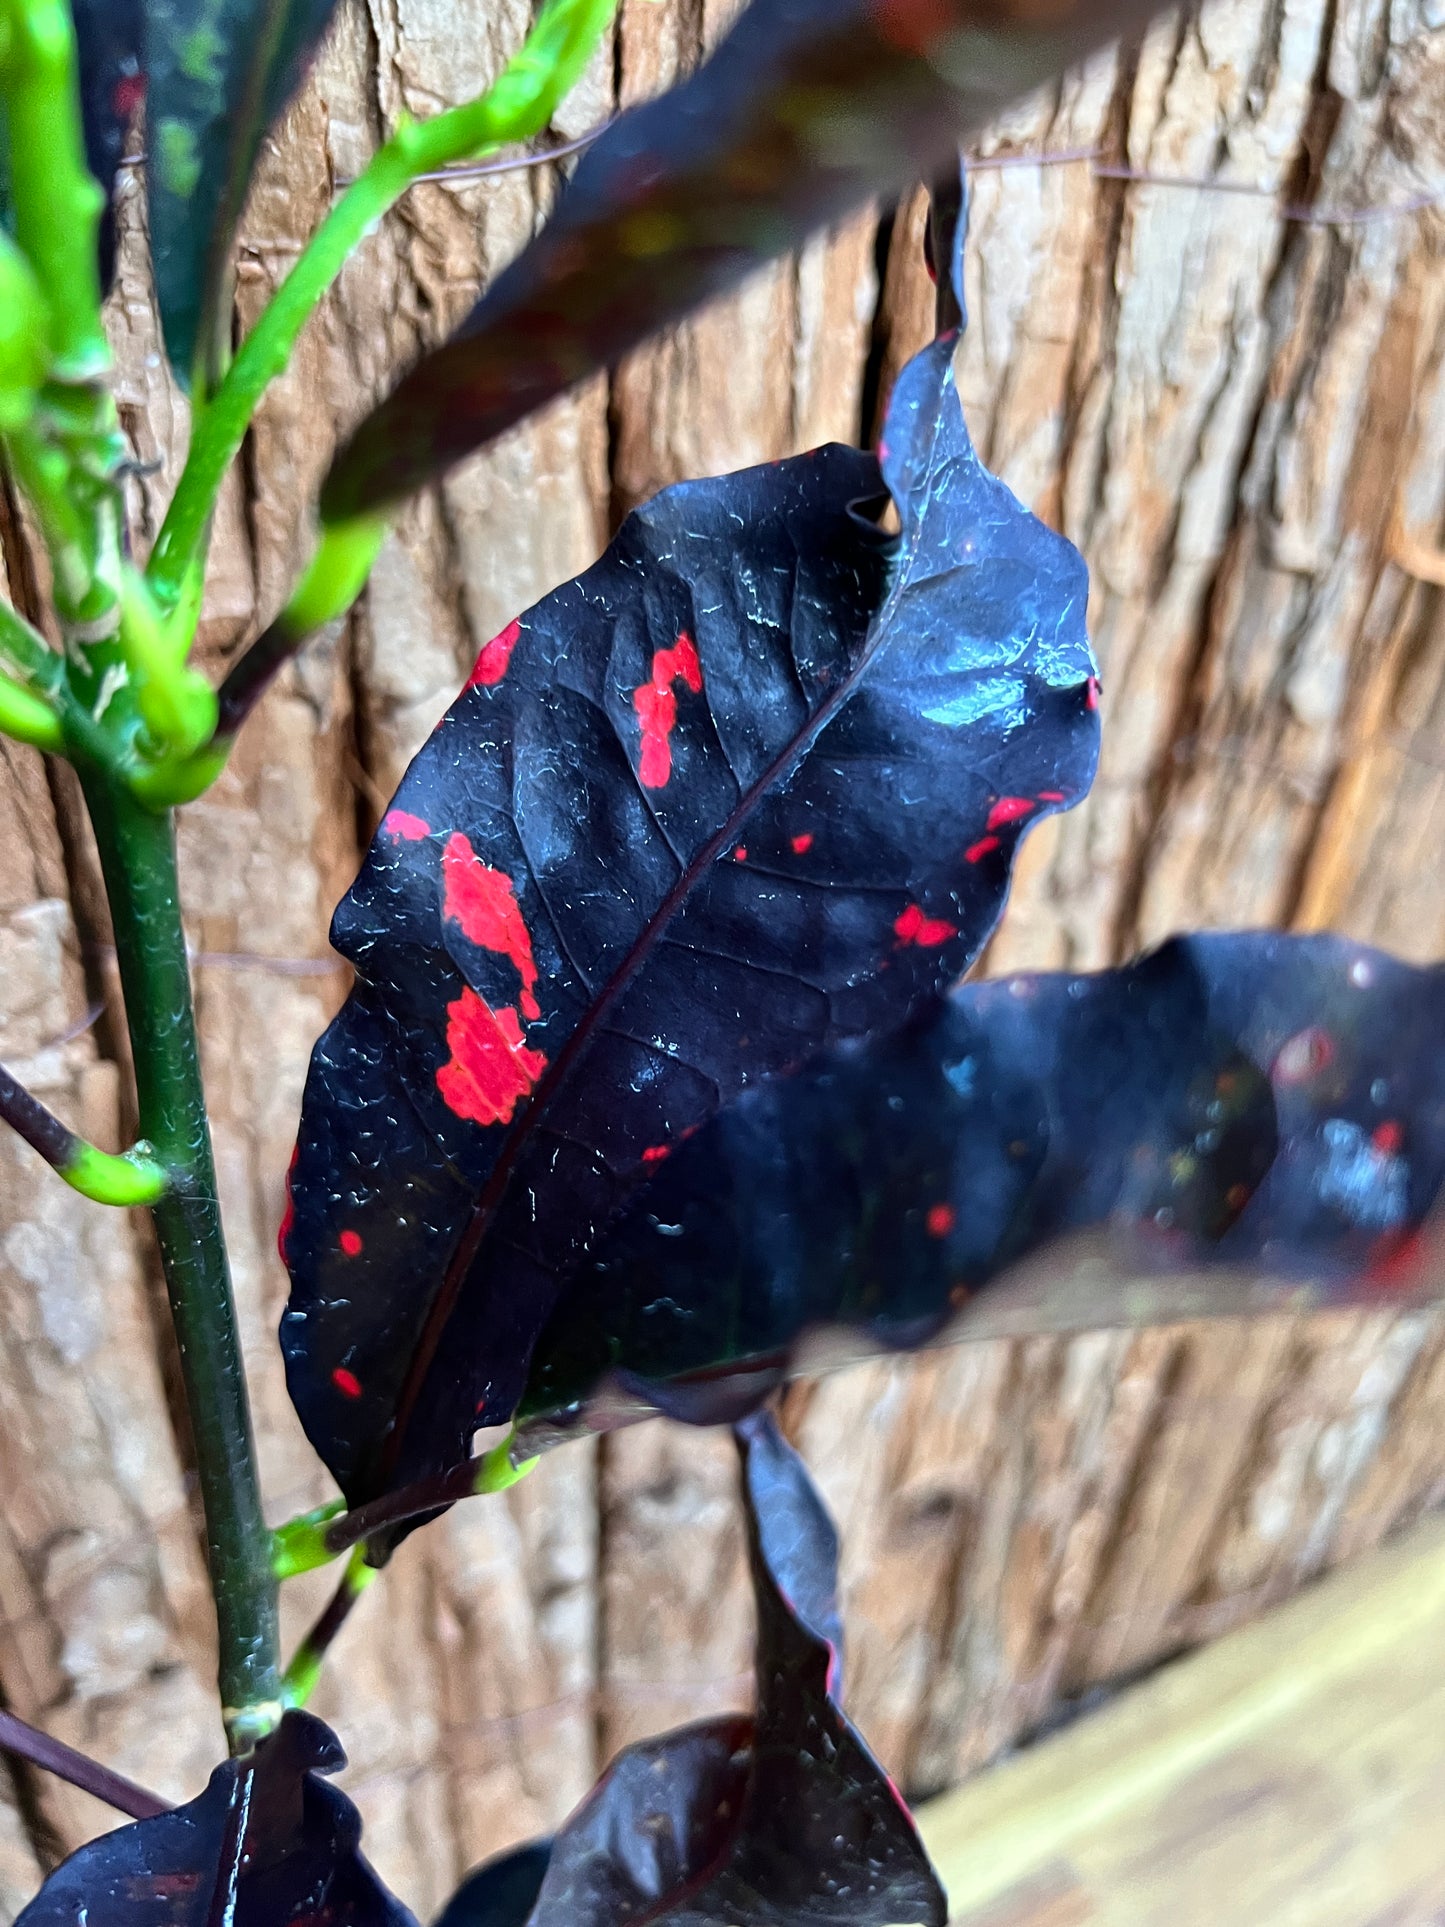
(0, 592), (64, 697)
(0, 1058), (170, 1205)
(269, 1436), (538, 1582)
(281, 1550), (379, 1709)
(0, 669), (64, 751)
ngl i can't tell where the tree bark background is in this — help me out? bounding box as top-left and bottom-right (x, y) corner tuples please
(1, 0), (1444, 1910)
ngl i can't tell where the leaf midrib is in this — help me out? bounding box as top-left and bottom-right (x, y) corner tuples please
(373, 403), (948, 1495)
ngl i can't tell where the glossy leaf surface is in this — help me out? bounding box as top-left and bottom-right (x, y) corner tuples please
(281, 234), (1099, 1507)
(434, 1844), (554, 1927)
(434, 1415), (946, 1927)
(322, 0), (1156, 519)
(516, 933), (1445, 1437)
(15, 1711), (415, 1927)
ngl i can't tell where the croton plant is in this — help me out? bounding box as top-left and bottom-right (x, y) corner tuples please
(0, 0), (1440, 1920)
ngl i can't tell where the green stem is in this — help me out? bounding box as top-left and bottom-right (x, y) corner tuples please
(79, 773), (281, 1749)
(271, 1436), (536, 1580)
(147, 0), (617, 605)
(281, 1552), (378, 1709)
(0, 1058), (168, 1204)
(0, 0), (108, 381)
(0, 591), (63, 697)
(0, 669), (63, 750)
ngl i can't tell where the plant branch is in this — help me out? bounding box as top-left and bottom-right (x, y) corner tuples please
(0, 670), (64, 752)
(0, 0), (109, 382)
(212, 514), (385, 739)
(281, 1553), (378, 1709)
(147, 0), (618, 610)
(0, 592), (63, 697)
(79, 774), (282, 1750)
(0, 1059), (169, 1205)
(0, 1709), (169, 1822)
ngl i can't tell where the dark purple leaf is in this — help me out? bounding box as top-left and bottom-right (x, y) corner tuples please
(515, 932), (1445, 1439)
(280, 218), (1099, 1510)
(131, 0), (342, 380)
(320, 0), (1158, 521)
(434, 1843), (553, 1927)
(519, 1722), (754, 1927)
(15, 1711), (415, 1927)
(436, 1415), (945, 1927)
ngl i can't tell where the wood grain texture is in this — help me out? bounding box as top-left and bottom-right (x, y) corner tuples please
(919, 1510), (1445, 1924)
(1, 0), (1444, 1911)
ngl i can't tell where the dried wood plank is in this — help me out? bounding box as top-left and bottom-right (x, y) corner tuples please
(919, 1510), (1445, 1925)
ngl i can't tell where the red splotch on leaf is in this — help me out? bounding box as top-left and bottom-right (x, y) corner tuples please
(791, 832), (814, 854)
(442, 832), (541, 1021)
(277, 1147), (299, 1265)
(633, 633), (703, 788)
(383, 809), (431, 841)
(332, 1367), (363, 1400)
(986, 796), (1035, 832)
(1085, 676), (1101, 711)
(1272, 1026), (1334, 1086)
(732, 846), (748, 862)
(641, 1144), (671, 1165)
(468, 617), (522, 687)
(437, 988), (547, 1127)
(1037, 790), (1066, 803)
(925, 1202), (955, 1238)
(1372, 1119), (1403, 1155)
(894, 903), (956, 947)
(964, 835), (1000, 864)
(340, 1229), (363, 1257)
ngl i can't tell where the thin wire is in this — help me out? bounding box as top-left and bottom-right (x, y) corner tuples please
(119, 125), (1444, 228)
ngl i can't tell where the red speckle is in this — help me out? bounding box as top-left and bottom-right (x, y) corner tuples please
(113, 74), (146, 120)
(965, 835), (1000, 864)
(633, 633), (704, 788)
(791, 833), (814, 855)
(332, 1368), (363, 1400)
(1038, 790), (1066, 803)
(925, 1203), (955, 1238)
(877, 439), (891, 463)
(1085, 676), (1101, 711)
(894, 903), (956, 947)
(339, 1229), (363, 1257)
(468, 618), (522, 687)
(276, 1147), (299, 1266)
(1225, 1182), (1252, 1214)
(641, 1144), (670, 1165)
(1372, 1120), (1403, 1155)
(383, 809), (430, 841)
(1365, 1227), (1426, 1292)
(986, 796), (1034, 832)
(437, 989), (547, 1126)
(733, 846), (748, 863)
(1272, 1026), (1334, 1087)
(442, 833), (541, 1021)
